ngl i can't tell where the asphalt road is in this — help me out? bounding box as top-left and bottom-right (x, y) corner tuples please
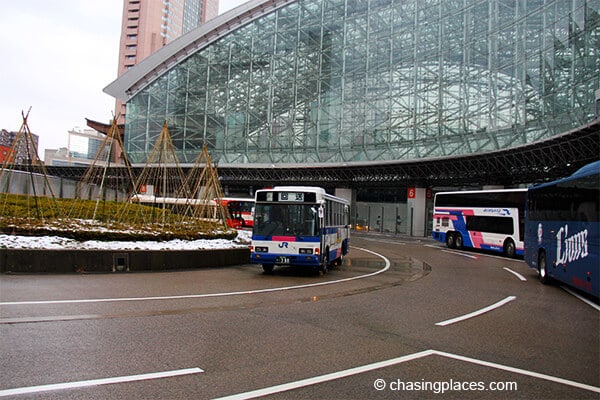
(1, 232), (598, 399)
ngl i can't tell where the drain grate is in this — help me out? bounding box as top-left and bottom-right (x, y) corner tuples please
(112, 253), (129, 272)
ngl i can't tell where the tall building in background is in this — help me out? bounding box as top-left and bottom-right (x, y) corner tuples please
(44, 128), (111, 167)
(115, 0), (219, 124)
(0, 129), (39, 165)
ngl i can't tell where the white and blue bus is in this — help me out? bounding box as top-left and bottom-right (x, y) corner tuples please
(524, 161), (599, 298)
(432, 189), (527, 257)
(250, 186), (350, 274)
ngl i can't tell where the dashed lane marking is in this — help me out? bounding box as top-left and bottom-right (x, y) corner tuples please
(435, 296), (516, 326)
(503, 267), (527, 281)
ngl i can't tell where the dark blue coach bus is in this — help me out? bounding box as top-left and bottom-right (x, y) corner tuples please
(524, 161), (599, 298)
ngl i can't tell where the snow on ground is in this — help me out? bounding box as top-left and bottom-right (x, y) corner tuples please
(0, 229), (252, 250)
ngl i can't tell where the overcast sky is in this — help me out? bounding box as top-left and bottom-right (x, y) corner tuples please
(0, 0), (249, 157)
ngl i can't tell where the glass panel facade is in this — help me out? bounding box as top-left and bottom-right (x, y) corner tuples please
(125, 0), (600, 164)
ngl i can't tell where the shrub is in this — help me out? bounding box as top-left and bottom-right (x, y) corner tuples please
(0, 194), (238, 241)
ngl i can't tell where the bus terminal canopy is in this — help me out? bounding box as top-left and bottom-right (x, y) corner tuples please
(42, 119), (600, 189)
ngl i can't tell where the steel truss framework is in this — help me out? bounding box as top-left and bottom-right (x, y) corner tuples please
(39, 120), (599, 191)
(123, 0), (599, 167)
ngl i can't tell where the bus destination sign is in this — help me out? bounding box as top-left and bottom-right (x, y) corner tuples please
(279, 192), (304, 202)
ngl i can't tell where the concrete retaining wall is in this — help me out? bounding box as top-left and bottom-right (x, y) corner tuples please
(2, 169), (128, 200)
(0, 248), (250, 274)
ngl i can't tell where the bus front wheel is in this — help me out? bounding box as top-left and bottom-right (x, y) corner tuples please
(446, 233), (456, 249)
(319, 251), (329, 274)
(262, 264), (274, 274)
(538, 251), (551, 284)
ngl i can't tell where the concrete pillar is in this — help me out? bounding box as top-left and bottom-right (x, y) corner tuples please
(334, 188), (353, 204)
(335, 188), (354, 227)
(407, 187), (427, 237)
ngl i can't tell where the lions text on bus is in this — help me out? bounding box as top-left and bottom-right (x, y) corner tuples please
(555, 225), (589, 266)
(525, 160), (599, 297)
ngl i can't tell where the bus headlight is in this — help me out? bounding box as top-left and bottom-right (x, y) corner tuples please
(254, 246), (268, 253)
(299, 248), (313, 254)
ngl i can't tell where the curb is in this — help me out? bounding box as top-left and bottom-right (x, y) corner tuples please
(0, 248), (250, 274)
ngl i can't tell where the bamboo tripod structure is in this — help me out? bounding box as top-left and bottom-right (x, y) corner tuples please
(0, 114), (234, 238)
(0, 108), (61, 227)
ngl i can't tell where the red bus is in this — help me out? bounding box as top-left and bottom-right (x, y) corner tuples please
(218, 197), (255, 229)
(131, 194), (254, 229)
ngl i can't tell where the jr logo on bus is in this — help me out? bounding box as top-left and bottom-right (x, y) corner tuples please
(555, 224), (589, 266)
(278, 242), (289, 248)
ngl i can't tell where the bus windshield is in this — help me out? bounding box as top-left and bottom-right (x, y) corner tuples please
(253, 203), (319, 236)
(226, 200), (254, 213)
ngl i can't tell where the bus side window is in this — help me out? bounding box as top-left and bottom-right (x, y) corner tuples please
(441, 217), (449, 227)
(577, 201), (598, 222)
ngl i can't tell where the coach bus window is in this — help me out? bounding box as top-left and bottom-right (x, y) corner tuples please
(466, 215), (513, 235)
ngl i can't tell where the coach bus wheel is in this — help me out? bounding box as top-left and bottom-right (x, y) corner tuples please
(503, 239), (516, 258)
(446, 233), (456, 249)
(262, 264), (274, 274)
(538, 251), (550, 284)
(455, 234), (463, 249)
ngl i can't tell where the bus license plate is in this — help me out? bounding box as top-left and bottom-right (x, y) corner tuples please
(276, 257), (290, 264)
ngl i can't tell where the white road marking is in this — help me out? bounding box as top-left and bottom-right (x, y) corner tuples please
(0, 247), (390, 306)
(434, 350), (600, 393)
(212, 350), (436, 400)
(503, 267), (527, 281)
(214, 349), (600, 399)
(560, 286), (600, 311)
(435, 296), (516, 326)
(441, 249), (479, 259)
(0, 368), (203, 398)
(433, 245), (526, 263)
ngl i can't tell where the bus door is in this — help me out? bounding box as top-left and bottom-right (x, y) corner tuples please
(318, 205), (325, 260)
